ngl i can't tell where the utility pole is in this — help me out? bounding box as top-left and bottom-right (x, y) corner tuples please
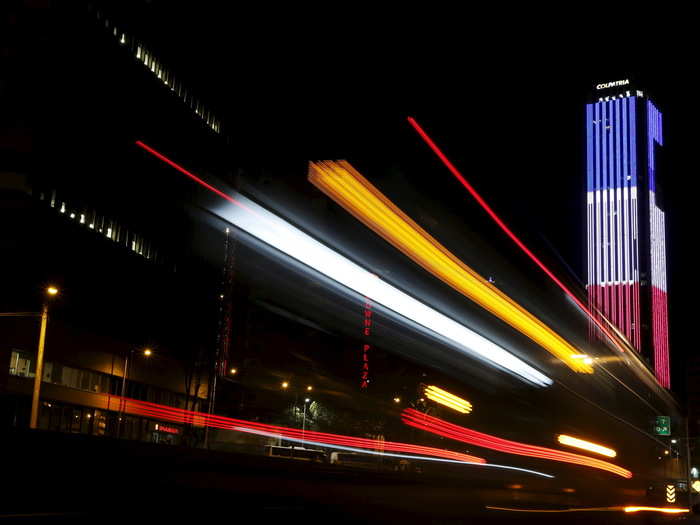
(302, 399), (309, 446)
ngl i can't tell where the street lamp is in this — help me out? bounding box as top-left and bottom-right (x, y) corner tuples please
(281, 381), (289, 389)
(118, 347), (152, 437)
(28, 286), (59, 429)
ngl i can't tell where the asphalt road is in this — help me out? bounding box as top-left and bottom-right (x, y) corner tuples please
(4, 429), (695, 524)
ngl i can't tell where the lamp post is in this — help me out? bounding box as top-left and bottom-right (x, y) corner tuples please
(302, 397), (311, 446)
(28, 286), (58, 429)
(117, 346), (151, 438)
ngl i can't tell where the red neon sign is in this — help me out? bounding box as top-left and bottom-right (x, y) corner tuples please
(361, 298), (372, 388)
(157, 424), (180, 434)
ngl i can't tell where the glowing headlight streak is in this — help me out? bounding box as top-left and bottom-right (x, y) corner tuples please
(488, 506), (616, 513)
(556, 434), (616, 458)
(624, 506), (689, 514)
(401, 408), (632, 478)
(424, 385), (473, 414)
(308, 160), (592, 374)
(407, 117), (628, 357)
(135, 141), (552, 387)
(488, 506), (689, 514)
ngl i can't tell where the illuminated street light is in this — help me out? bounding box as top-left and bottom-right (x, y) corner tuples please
(118, 346), (152, 437)
(230, 368), (238, 375)
(29, 286), (60, 428)
(281, 381), (289, 389)
(393, 397), (401, 403)
(306, 385), (313, 391)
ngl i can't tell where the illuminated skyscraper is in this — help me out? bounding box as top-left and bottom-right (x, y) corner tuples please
(586, 80), (670, 387)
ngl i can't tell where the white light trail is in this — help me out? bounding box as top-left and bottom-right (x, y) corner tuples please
(214, 194), (552, 387)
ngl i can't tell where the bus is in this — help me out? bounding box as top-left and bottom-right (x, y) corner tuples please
(264, 445), (326, 463)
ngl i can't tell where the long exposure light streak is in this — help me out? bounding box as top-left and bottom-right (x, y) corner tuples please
(407, 117), (627, 356)
(114, 393), (486, 463)
(106, 392), (556, 478)
(557, 434), (616, 458)
(401, 408), (632, 478)
(624, 506), (689, 514)
(487, 506), (688, 514)
(424, 385), (473, 414)
(136, 141), (552, 387)
(309, 160), (592, 374)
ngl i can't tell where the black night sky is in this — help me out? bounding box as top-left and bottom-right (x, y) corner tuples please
(6, 4), (696, 392)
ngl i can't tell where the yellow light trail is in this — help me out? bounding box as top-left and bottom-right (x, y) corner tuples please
(308, 160), (593, 373)
(424, 385), (472, 414)
(556, 434), (616, 458)
(624, 506), (689, 514)
(487, 505), (689, 514)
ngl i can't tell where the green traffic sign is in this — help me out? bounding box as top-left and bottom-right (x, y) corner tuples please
(654, 416), (671, 436)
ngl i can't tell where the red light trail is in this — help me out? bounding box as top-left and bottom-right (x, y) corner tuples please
(111, 393), (486, 464)
(401, 408), (632, 478)
(406, 117), (627, 355)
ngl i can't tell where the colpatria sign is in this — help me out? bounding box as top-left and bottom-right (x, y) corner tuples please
(596, 79), (630, 90)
